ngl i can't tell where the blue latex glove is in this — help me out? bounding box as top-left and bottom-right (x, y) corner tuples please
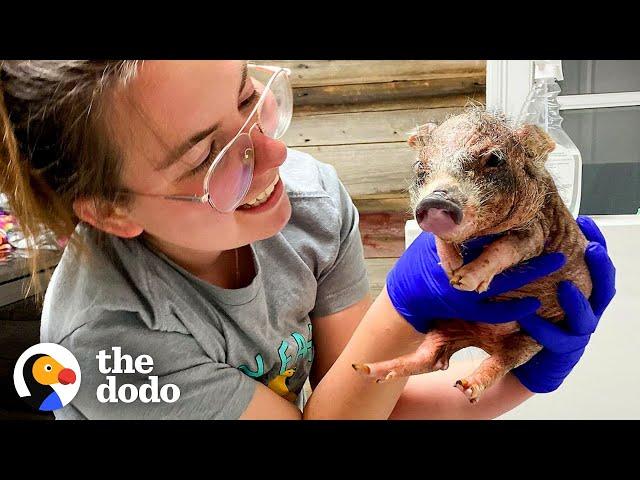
(512, 216), (617, 393)
(386, 230), (566, 334)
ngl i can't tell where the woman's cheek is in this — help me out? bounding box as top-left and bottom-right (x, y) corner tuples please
(132, 198), (213, 237)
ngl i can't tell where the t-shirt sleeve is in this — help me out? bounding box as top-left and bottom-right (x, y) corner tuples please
(56, 309), (256, 420)
(311, 163), (370, 318)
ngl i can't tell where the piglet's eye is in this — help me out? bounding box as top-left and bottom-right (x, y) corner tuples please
(483, 152), (504, 168)
(412, 160), (423, 174)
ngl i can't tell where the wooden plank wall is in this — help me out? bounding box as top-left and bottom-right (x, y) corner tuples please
(274, 61), (487, 296)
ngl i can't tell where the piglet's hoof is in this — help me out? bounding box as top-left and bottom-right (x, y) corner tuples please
(455, 378), (483, 404)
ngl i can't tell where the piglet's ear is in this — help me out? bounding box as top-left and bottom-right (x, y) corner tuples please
(408, 122), (438, 149)
(514, 124), (556, 163)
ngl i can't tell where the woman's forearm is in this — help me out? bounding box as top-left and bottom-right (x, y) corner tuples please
(388, 361), (534, 419)
(303, 287), (425, 419)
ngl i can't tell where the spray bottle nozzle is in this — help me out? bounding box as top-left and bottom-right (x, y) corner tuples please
(534, 60), (564, 81)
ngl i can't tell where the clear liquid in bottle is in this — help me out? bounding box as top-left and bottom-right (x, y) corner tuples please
(517, 61), (582, 217)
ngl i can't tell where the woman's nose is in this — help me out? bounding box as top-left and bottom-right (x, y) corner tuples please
(249, 124), (287, 174)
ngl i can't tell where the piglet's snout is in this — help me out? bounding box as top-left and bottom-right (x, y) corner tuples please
(415, 190), (463, 236)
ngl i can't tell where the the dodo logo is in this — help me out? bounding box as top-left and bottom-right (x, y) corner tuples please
(13, 343), (81, 411)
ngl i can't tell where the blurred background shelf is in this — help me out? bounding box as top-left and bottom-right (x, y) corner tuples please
(0, 250), (61, 420)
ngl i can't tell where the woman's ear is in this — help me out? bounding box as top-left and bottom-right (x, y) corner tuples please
(72, 197), (143, 238)
(514, 124), (556, 164)
(408, 123), (438, 149)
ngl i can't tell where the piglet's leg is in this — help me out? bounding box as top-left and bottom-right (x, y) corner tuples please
(352, 329), (471, 383)
(435, 237), (463, 277)
(455, 333), (542, 403)
(450, 224), (545, 293)
(455, 355), (508, 404)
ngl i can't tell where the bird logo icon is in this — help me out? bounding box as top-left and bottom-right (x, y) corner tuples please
(13, 343), (81, 412)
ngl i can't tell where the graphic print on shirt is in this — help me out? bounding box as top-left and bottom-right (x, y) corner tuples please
(238, 323), (313, 402)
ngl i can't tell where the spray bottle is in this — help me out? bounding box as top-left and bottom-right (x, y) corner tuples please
(517, 60), (583, 217)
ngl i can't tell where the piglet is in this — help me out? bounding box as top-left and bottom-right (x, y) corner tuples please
(354, 108), (592, 404)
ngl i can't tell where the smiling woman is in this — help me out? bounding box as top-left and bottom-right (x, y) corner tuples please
(0, 60), (372, 418)
(0, 60), (616, 420)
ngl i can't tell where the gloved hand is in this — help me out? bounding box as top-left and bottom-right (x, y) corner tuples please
(512, 216), (617, 393)
(386, 230), (566, 334)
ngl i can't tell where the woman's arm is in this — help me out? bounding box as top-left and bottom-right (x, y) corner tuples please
(309, 294), (372, 389)
(303, 287), (426, 419)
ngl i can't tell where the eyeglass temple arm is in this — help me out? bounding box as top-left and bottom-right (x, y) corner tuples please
(247, 63), (292, 76)
(161, 194), (207, 203)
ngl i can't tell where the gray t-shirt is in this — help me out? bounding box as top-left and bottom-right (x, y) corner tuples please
(40, 149), (370, 419)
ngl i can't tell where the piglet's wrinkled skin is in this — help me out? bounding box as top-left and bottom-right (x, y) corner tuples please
(355, 108), (592, 403)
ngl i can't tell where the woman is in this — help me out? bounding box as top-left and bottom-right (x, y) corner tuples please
(0, 60), (616, 419)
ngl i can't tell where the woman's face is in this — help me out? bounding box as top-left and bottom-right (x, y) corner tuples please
(109, 60), (292, 252)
